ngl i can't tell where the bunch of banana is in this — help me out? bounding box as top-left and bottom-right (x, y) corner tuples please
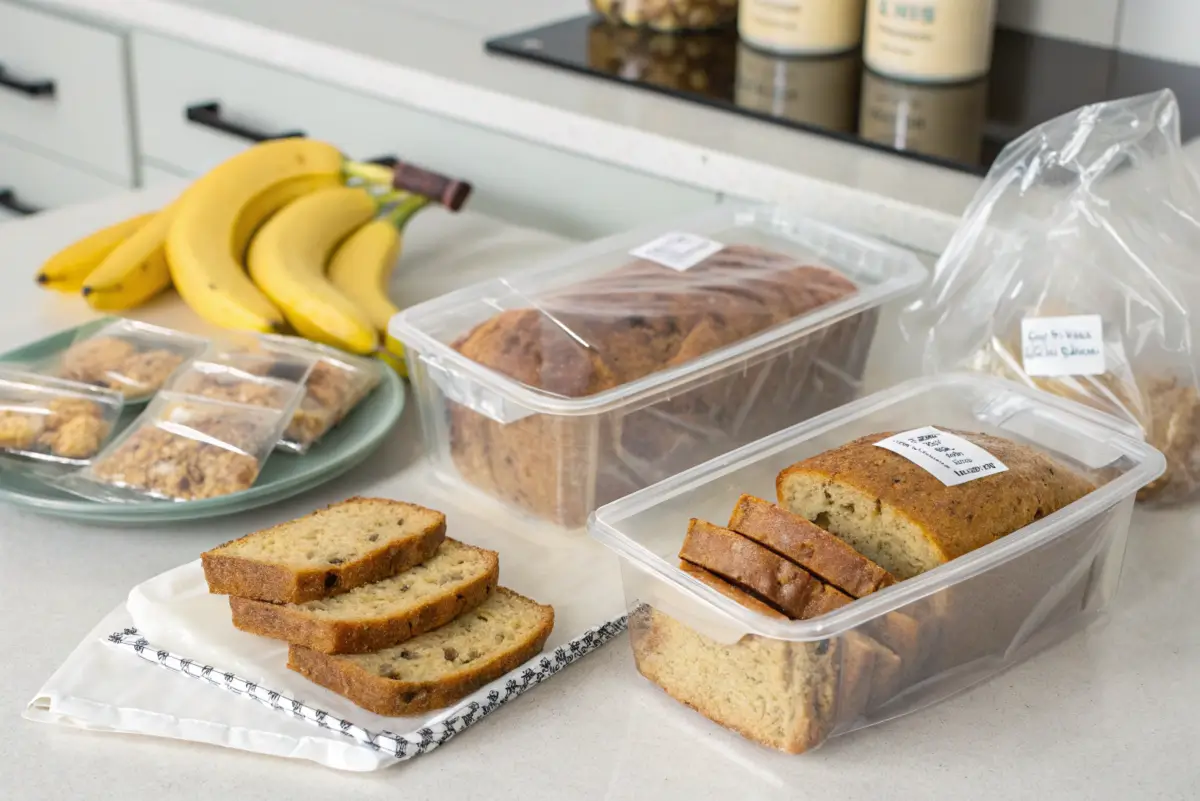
(34, 138), (471, 373)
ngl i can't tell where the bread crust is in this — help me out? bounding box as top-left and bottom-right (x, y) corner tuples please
(201, 497), (446, 604)
(728, 494), (896, 597)
(229, 545), (499, 654)
(287, 588), (554, 716)
(776, 429), (1096, 563)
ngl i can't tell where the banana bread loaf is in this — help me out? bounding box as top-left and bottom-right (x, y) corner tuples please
(776, 429), (1096, 579)
(447, 245), (871, 525)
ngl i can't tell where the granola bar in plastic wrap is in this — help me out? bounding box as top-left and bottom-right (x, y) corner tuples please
(44, 320), (208, 402)
(165, 360), (307, 417)
(57, 391), (297, 502)
(0, 370), (123, 465)
(900, 90), (1200, 505)
(205, 334), (383, 453)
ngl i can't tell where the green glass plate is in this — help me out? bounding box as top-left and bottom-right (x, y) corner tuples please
(0, 319), (405, 523)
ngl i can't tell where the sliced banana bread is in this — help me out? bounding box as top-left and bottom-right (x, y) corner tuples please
(202, 497), (446, 604)
(288, 587), (554, 716)
(229, 539), (498, 654)
(776, 430), (1096, 579)
(679, 519), (852, 619)
(727, 494), (896, 597)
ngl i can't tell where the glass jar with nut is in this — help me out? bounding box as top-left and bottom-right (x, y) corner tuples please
(591, 0), (739, 33)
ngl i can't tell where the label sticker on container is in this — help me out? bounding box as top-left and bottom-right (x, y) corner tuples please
(875, 426), (1009, 486)
(629, 232), (724, 271)
(1020, 315), (1106, 377)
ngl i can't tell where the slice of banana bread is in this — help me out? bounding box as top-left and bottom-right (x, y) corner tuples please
(679, 519), (854, 619)
(679, 519), (823, 618)
(288, 587), (554, 716)
(202, 497), (446, 604)
(776, 430), (1096, 579)
(727, 494), (896, 597)
(229, 539), (498, 654)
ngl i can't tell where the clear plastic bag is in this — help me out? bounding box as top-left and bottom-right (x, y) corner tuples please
(203, 334), (382, 453)
(164, 361), (308, 416)
(44, 320), (209, 403)
(0, 369), (123, 465)
(901, 90), (1200, 505)
(57, 391), (297, 502)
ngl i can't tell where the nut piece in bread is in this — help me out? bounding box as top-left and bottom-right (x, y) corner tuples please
(229, 538), (498, 654)
(777, 429), (1096, 579)
(202, 497), (446, 604)
(287, 587), (554, 716)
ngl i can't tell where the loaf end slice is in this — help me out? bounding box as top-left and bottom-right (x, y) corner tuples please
(202, 497), (447, 604)
(728, 494), (896, 597)
(679, 519), (822, 619)
(776, 430), (1096, 579)
(230, 539), (499, 653)
(287, 587), (554, 716)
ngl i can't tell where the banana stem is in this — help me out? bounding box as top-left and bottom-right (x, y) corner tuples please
(382, 195), (431, 231)
(343, 160), (395, 186)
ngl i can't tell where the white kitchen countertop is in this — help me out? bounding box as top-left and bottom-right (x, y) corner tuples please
(1, 185), (1199, 800)
(20, 0), (972, 255)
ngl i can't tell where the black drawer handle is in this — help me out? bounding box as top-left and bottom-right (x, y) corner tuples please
(0, 62), (55, 98)
(0, 188), (41, 216)
(184, 102), (305, 143)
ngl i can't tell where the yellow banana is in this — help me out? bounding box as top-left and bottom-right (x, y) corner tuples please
(165, 138), (348, 334)
(247, 185), (383, 354)
(81, 200), (180, 311)
(37, 212), (156, 292)
(327, 195), (431, 375)
(232, 172), (341, 261)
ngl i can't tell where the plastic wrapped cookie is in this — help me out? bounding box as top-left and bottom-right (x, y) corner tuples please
(209, 334), (383, 453)
(0, 370), (123, 465)
(165, 360), (308, 414)
(48, 319), (208, 402)
(59, 391), (297, 502)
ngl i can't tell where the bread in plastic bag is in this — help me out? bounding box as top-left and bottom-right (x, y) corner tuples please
(900, 90), (1200, 504)
(0, 369), (123, 465)
(57, 390), (298, 502)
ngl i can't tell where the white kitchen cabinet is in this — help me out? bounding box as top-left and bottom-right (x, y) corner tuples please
(0, 0), (135, 185)
(130, 32), (720, 239)
(0, 136), (127, 214)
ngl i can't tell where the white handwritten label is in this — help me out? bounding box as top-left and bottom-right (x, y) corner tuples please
(1020, 315), (1106, 378)
(629, 232), (725, 271)
(875, 426), (1009, 486)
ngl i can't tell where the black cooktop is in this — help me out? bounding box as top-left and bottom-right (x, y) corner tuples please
(485, 14), (1200, 176)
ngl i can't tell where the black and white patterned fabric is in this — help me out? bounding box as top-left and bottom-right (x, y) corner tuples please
(105, 615), (627, 762)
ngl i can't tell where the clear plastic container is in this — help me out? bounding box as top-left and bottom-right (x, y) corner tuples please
(389, 204), (927, 527)
(587, 373), (1165, 754)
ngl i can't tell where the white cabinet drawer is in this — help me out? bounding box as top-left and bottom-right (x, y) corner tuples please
(0, 1), (134, 184)
(131, 33), (719, 239)
(0, 137), (125, 215)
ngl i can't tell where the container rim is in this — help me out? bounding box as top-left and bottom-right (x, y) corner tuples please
(388, 202), (929, 417)
(586, 372), (1167, 642)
